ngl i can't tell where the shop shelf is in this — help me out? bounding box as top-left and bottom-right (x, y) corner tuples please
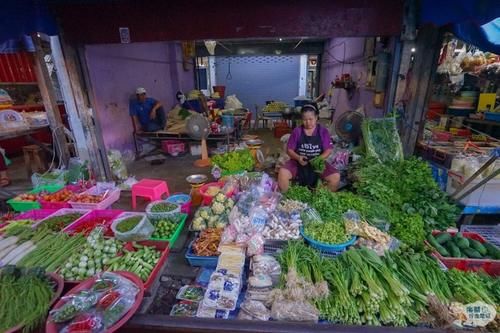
(427, 231), (500, 276)
(185, 240), (218, 268)
(150, 213), (187, 248)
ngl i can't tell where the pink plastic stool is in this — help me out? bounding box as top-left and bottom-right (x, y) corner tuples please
(131, 178), (170, 209)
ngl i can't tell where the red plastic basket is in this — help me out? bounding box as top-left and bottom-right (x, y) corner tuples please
(161, 140), (186, 156)
(199, 182), (224, 206)
(6, 272), (64, 333)
(63, 209), (124, 236)
(45, 271), (144, 333)
(134, 240), (170, 292)
(62, 240), (169, 294)
(427, 231), (500, 276)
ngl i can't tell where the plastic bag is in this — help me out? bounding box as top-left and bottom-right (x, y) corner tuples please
(239, 300), (271, 321)
(50, 291), (99, 323)
(111, 213), (154, 241)
(246, 233), (264, 256)
(107, 149), (129, 180)
(224, 95), (243, 109)
(251, 255), (281, 276)
(361, 117), (404, 163)
(270, 299), (319, 322)
(300, 207), (322, 225)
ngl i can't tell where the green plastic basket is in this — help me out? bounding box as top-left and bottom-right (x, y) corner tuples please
(150, 213), (187, 247)
(7, 184), (64, 212)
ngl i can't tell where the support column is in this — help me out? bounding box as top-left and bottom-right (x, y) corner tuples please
(32, 33), (70, 166)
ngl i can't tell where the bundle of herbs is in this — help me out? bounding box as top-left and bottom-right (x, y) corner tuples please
(354, 157), (460, 233)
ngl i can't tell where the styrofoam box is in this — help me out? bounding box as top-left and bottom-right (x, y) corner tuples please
(447, 171), (500, 207)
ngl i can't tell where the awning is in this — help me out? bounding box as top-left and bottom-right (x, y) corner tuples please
(420, 0), (500, 53)
(0, 0), (58, 53)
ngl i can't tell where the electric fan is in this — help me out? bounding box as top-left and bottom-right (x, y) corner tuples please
(335, 110), (364, 144)
(186, 114), (211, 167)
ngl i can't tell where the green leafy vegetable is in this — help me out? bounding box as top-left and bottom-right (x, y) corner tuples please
(303, 220), (349, 244)
(354, 157), (460, 232)
(361, 117), (404, 163)
(211, 149), (254, 172)
(310, 156), (325, 173)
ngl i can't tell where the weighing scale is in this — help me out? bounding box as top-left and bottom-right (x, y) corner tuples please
(186, 174), (208, 207)
(245, 139), (265, 169)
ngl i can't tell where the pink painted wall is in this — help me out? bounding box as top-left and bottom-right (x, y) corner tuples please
(319, 38), (389, 121)
(85, 42), (194, 150)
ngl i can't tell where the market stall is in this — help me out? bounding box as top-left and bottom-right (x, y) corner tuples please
(0, 117), (498, 332)
(416, 34), (500, 220)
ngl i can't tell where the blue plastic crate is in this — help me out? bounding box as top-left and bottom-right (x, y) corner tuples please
(185, 240), (219, 267)
(300, 227), (357, 253)
(485, 112), (500, 122)
(429, 162), (448, 191)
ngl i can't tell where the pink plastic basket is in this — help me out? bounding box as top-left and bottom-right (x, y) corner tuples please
(14, 209), (59, 221)
(32, 208), (91, 230)
(63, 209), (124, 236)
(69, 186), (121, 210)
(38, 185), (81, 209)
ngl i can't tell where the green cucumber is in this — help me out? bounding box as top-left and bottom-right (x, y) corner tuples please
(463, 248), (483, 259)
(453, 234), (469, 249)
(484, 242), (500, 259)
(426, 234), (441, 249)
(435, 232), (452, 244)
(468, 239), (487, 256)
(435, 244), (450, 257)
(445, 241), (461, 258)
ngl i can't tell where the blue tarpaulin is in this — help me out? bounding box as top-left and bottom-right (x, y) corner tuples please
(0, 0), (58, 53)
(421, 0), (500, 53)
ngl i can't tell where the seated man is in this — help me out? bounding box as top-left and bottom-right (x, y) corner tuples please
(130, 87), (166, 132)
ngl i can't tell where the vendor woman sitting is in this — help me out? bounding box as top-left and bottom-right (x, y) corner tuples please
(130, 87), (166, 132)
(278, 104), (340, 192)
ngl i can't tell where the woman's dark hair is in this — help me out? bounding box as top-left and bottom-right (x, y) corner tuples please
(301, 103), (319, 116)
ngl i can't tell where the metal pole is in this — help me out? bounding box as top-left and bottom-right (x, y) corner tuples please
(455, 168), (500, 202)
(450, 156), (497, 198)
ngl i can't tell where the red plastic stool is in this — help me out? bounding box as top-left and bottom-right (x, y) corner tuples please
(131, 178), (170, 209)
